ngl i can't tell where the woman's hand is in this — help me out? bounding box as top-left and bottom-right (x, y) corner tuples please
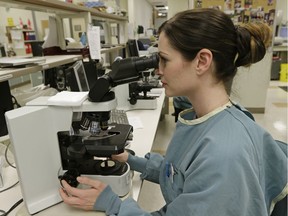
(59, 176), (107, 211)
(111, 151), (129, 163)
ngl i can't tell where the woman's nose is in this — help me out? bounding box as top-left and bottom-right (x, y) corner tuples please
(155, 68), (162, 76)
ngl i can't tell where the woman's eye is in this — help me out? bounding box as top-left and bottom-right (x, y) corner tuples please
(159, 56), (167, 66)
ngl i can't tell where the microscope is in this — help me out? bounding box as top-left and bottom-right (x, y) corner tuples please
(89, 55), (160, 110)
(5, 54), (159, 214)
(114, 69), (160, 110)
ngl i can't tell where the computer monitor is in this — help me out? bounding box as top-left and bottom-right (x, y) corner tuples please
(126, 39), (140, 57)
(66, 60), (90, 92)
(279, 26), (288, 41)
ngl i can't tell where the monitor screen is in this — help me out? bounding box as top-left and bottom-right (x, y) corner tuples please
(126, 39), (140, 57)
(66, 60), (90, 92)
(279, 27), (288, 39)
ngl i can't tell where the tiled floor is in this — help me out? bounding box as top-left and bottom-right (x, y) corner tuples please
(253, 81), (288, 143)
(137, 80), (288, 212)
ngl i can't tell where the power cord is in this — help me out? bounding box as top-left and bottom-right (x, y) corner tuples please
(0, 181), (19, 193)
(0, 142), (23, 215)
(0, 198), (23, 216)
(4, 142), (16, 169)
(0, 143), (19, 194)
(11, 95), (21, 109)
(0, 141), (18, 193)
(0, 179), (21, 216)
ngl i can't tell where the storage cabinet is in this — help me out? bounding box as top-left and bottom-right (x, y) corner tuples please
(9, 28), (36, 56)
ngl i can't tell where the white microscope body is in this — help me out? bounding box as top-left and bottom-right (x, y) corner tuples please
(5, 97), (131, 214)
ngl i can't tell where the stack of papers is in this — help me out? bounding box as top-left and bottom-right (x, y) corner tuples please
(47, 91), (88, 106)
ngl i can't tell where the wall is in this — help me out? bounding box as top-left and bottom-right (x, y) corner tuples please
(172, 0), (287, 23)
(154, 0), (193, 30)
(230, 52), (273, 112)
(127, 0), (153, 39)
(127, 0), (191, 38)
(194, 0), (277, 112)
(155, 17), (167, 31)
(167, 0), (189, 18)
(276, 0), (287, 24)
(34, 11), (56, 40)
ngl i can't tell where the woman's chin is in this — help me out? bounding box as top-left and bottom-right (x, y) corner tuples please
(164, 89), (173, 97)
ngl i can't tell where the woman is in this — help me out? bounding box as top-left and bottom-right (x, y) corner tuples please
(59, 8), (287, 215)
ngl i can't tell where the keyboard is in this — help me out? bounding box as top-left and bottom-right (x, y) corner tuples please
(109, 109), (129, 125)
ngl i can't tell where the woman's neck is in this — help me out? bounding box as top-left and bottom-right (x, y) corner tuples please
(188, 85), (229, 118)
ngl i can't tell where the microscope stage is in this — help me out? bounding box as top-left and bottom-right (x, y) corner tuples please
(58, 123), (133, 166)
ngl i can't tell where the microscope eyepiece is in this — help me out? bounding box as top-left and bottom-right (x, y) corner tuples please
(109, 53), (159, 86)
(134, 53), (159, 72)
(88, 53), (159, 102)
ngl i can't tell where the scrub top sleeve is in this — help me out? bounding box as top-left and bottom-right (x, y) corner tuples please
(127, 154), (148, 173)
(93, 185), (122, 215)
(128, 153), (164, 183)
(95, 186), (158, 216)
(118, 198), (155, 216)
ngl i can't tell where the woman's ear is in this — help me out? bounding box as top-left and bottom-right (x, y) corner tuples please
(195, 49), (213, 74)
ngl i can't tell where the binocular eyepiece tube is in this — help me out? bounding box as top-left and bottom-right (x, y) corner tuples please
(88, 53), (159, 102)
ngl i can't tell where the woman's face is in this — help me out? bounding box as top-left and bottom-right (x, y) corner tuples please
(157, 32), (197, 97)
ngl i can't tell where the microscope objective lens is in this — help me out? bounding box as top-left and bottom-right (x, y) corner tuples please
(89, 121), (100, 134)
(80, 117), (90, 130)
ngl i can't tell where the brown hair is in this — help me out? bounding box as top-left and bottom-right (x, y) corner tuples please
(158, 8), (271, 93)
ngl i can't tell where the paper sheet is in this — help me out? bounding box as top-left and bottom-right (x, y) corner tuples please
(128, 116), (143, 129)
(13, 41), (24, 49)
(10, 29), (22, 40)
(87, 25), (101, 60)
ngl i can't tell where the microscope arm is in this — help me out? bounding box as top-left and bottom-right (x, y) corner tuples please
(88, 54), (158, 102)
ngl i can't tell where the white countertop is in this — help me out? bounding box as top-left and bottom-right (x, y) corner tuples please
(273, 43), (288, 52)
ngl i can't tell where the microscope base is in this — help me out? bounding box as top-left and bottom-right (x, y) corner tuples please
(80, 163), (132, 197)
